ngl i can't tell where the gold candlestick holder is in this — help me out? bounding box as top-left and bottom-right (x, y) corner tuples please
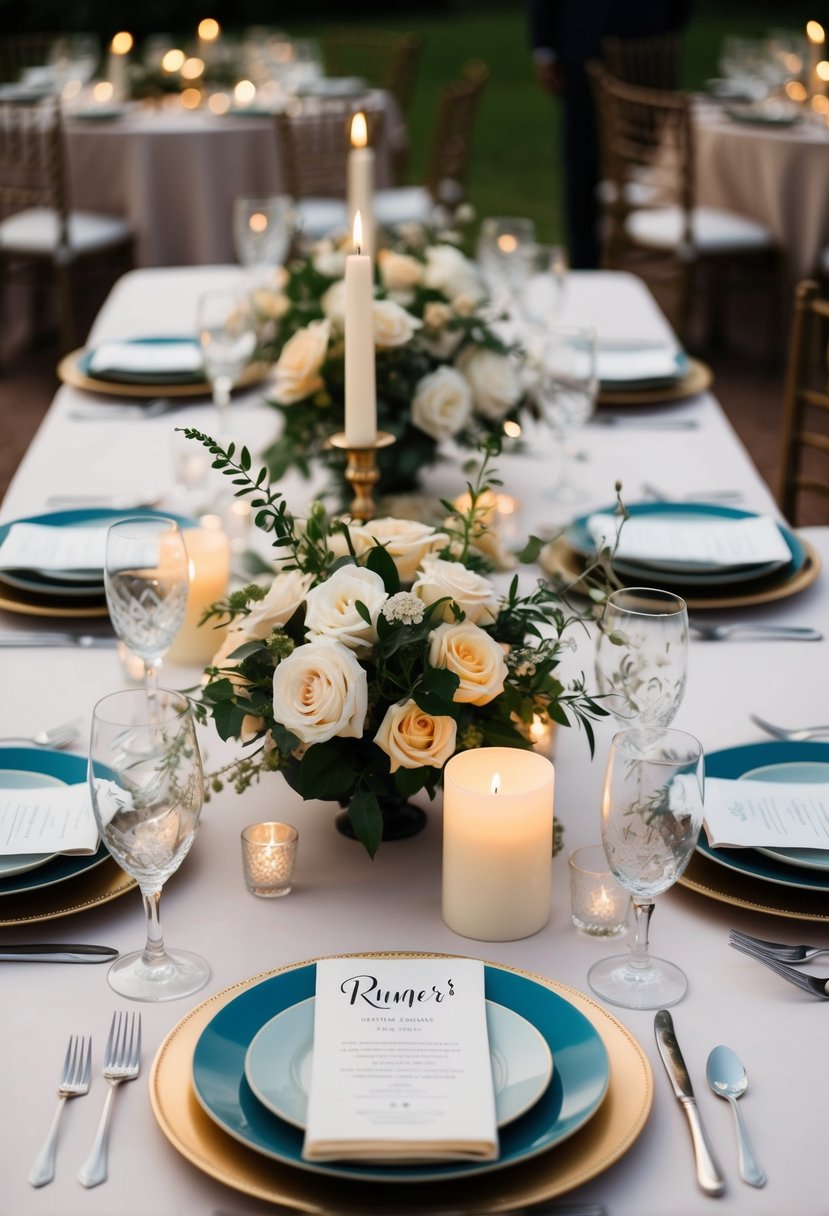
(329, 431), (396, 521)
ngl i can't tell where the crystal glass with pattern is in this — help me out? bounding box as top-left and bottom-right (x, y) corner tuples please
(197, 289), (257, 434)
(595, 587), (689, 727)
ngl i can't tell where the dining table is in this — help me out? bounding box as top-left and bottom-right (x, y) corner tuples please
(1, 262), (828, 1216)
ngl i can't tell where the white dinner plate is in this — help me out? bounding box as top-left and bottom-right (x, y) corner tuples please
(244, 997), (553, 1132)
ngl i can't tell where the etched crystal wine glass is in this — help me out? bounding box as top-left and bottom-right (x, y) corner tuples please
(104, 518), (189, 707)
(89, 688), (209, 1001)
(588, 727), (704, 1009)
(594, 587), (688, 727)
(197, 289), (257, 435)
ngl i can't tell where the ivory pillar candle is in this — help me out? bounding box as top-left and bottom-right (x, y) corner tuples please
(344, 211), (377, 447)
(107, 31), (133, 103)
(166, 524), (230, 665)
(442, 747), (555, 941)
(347, 112), (375, 259)
(807, 21), (825, 98)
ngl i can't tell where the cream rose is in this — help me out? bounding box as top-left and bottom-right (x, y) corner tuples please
(272, 637), (367, 744)
(304, 564), (388, 650)
(320, 279), (347, 331)
(269, 319), (331, 405)
(412, 366), (473, 441)
(429, 621), (508, 706)
(312, 246), (347, 279)
(348, 518), (449, 583)
(374, 699), (457, 772)
(377, 249), (423, 292)
(456, 346), (522, 422)
(372, 299), (422, 349)
(243, 570), (312, 639)
(411, 555), (499, 625)
(252, 287), (290, 320)
(423, 244), (484, 301)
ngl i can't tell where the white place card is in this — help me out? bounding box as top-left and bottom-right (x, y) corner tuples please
(0, 523), (108, 572)
(303, 957), (498, 1163)
(88, 340), (202, 375)
(0, 784), (99, 855)
(703, 777), (829, 849)
(587, 514), (791, 568)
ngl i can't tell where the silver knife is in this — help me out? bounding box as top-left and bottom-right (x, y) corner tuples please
(654, 1010), (725, 1197)
(0, 634), (116, 649)
(0, 944), (118, 963)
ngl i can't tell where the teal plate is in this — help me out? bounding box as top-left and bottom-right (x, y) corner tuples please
(192, 963), (610, 1184)
(699, 742), (829, 892)
(567, 501), (804, 589)
(79, 337), (203, 385)
(0, 749), (109, 897)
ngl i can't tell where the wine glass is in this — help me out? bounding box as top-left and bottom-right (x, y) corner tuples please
(595, 587), (689, 727)
(104, 518), (189, 707)
(527, 324), (597, 502)
(476, 216), (537, 308)
(513, 242), (568, 327)
(233, 194), (295, 279)
(588, 727), (704, 1009)
(89, 688), (210, 1001)
(197, 289), (257, 434)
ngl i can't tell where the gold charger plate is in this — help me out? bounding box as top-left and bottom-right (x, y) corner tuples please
(0, 858), (134, 926)
(679, 851), (829, 922)
(57, 349), (269, 400)
(540, 535), (820, 611)
(0, 579), (109, 618)
(597, 358), (713, 406)
(150, 952), (652, 1213)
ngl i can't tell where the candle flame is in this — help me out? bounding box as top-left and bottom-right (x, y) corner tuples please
(198, 17), (221, 41)
(491, 772), (501, 795)
(353, 209), (363, 253)
(807, 20), (825, 43)
(111, 31), (133, 55)
(350, 111), (368, 148)
(497, 233), (518, 254)
(249, 211), (268, 234)
(161, 49), (185, 73)
(786, 79), (808, 101)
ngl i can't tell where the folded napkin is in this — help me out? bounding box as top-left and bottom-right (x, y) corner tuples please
(302, 957), (498, 1163)
(0, 523), (108, 573)
(87, 340), (202, 377)
(597, 346), (684, 385)
(0, 784), (99, 856)
(587, 513), (791, 569)
(704, 777), (829, 850)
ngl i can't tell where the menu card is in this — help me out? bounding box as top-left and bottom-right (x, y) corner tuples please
(88, 340), (202, 376)
(704, 777), (829, 849)
(303, 957), (498, 1163)
(0, 784), (99, 855)
(586, 514), (790, 568)
(0, 524), (108, 572)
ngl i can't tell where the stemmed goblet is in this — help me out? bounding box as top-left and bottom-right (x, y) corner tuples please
(196, 289), (257, 435)
(588, 727), (705, 1009)
(104, 518), (189, 708)
(88, 689), (210, 1001)
(233, 194), (294, 280)
(594, 587), (688, 727)
(527, 324), (597, 503)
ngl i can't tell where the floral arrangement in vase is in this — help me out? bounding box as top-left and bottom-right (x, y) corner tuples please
(183, 432), (608, 856)
(254, 225), (536, 501)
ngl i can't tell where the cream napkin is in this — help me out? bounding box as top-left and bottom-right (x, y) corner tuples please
(88, 341), (201, 376)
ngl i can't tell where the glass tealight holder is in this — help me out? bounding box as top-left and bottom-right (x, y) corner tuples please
(568, 846), (630, 937)
(241, 822), (298, 898)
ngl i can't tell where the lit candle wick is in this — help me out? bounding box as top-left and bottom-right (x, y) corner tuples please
(491, 773), (501, 795)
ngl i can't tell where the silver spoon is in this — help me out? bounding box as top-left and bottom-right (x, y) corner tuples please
(706, 1045), (766, 1187)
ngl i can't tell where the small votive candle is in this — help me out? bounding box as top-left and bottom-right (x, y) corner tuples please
(568, 846), (630, 937)
(241, 822), (298, 898)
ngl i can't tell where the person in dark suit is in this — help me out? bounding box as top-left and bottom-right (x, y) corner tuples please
(529, 0), (692, 269)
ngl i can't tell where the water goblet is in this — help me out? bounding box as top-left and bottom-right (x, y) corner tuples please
(233, 194), (295, 279)
(513, 242), (568, 327)
(527, 324), (597, 502)
(196, 289), (257, 435)
(89, 688), (210, 1001)
(476, 216), (537, 307)
(588, 727), (704, 1009)
(104, 518), (189, 707)
(595, 587), (689, 727)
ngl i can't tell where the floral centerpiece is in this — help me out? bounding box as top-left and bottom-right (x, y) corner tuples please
(255, 225), (535, 501)
(183, 431), (607, 856)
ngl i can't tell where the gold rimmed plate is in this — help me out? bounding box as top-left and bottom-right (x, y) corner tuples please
(596, 357), (712, 406)
(57, 348), (269, 400)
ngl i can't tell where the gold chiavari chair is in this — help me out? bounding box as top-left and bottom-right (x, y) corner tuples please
(601, 32), (683, 90)
(779, 280), (829, 524)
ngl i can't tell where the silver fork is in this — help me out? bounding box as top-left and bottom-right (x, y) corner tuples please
(28, 1034), (92, 1187)
(729, 929), (829, 964)
(690, 623), (823, 642)
(729, 938), (829, 998)
(750, 712), (829, 741)
(0, 717), (82, 749)
(78, 1012), (141, 1188)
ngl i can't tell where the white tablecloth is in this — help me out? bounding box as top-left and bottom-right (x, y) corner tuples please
(1, 268), (828, 1216)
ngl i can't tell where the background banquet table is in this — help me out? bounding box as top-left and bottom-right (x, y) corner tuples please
(65, 95), (401, 267)
(695, 100), (829, 282)
(1, 266), (828, 1216)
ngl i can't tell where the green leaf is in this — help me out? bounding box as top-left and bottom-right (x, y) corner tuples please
(354, 599), (372, 627)
(300, 745), (357, 799)
(517, 535), (544, 564)
(395, 767), (429, 797)
(364, 543), (400, 595)
(227, 640), (267, 662)
(481, 718), (531, 748)
(347, 787), (383, 859)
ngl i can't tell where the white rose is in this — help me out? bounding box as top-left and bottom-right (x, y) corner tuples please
(412, 555), (499, 624)
(312, 247), (347, 278)
(243, 570), (312, 639)
(304, 564), (388, 650)
(457, 346), (521, 422)
(423, 300), (452, 330)
(374, 699), (457, 772)
(272, 637), (367, 745)
(429, 620), (508, 706)
(377, 249), (423, 292)
(269, 319), (331, 405)
(372, 299), (422, 349)
(320, 279), (347, 331)
(423, 244), (484, 301)
(348, 517), (449, 583)
(252, 287), (291, 320)
(412, 366), (473, 441)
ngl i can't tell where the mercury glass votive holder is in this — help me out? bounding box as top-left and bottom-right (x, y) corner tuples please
(241, 822), (298, 898)
(568, 846), (630, 937)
